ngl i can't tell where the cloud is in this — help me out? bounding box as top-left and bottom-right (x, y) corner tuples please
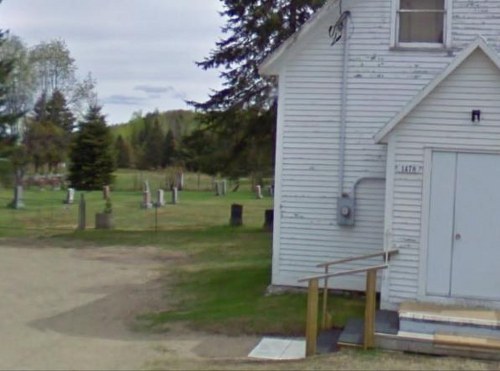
(134, 85), (187, 101)
(134, 85), (169, 95)
(101, 95), (147, 106)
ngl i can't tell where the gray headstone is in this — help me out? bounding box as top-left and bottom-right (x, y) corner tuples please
(172, 187), (178, 204)
(143, 180), (150, 193)
(256, 185), (263, 199)
(215, 181), (221, 196)
(141, 190), (152, 209)
(157, 189), (165, 207)
(12, 185), (25, 209)
(78, 193), (86, 230)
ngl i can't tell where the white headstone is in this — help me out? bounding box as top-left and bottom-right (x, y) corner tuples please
(66, 188), (75, 204)
(157, 189), (165, 207)
(221, 180), (227, 196)
(256, 185), (263, 199)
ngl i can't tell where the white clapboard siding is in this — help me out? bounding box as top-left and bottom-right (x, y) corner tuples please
(385, 48), (500, 307)
(270, 0), (500, 291)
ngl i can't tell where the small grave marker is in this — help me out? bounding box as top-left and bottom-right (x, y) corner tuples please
(157, 189), (165, 207)
(172, 187), (178, 204)
(103, 185), (110, 200)
(141, 190), (153, 209)
(65, 188), (75, 204)
(256, 185), (263, 199)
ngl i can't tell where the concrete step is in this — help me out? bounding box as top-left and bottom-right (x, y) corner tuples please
(399, 302), (500, 339)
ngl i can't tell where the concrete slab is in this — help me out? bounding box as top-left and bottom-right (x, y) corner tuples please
(248, 337), (305, 360)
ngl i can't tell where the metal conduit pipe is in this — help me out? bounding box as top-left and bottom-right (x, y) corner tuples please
(338, 10), (351, 197)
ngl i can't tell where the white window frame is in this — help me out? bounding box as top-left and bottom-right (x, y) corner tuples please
(390, 0), (452, 49)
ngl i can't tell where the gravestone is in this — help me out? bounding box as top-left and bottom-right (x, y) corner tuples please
(65, 188), (75, 204)
(143, 180), (150, 193)
(157, 189), (165, 207)
(11, 185), (25, 209)
(141, 190), (153, 209)
(103, 185), (110, 200)
(230, 204), (243, 226)
(255, 185), (263, 199)
(221, 180), (227, 196)
(172, 187), (178, 204)
(78, 194), (86, 230)
(215, 181), (221, 196)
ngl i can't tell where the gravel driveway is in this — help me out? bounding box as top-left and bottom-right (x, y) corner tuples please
(0, 242), (497, 371)
(0, 244), (258, 370)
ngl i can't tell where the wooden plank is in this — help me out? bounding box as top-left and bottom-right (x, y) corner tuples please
(435, 334), (500, 350)
(321, 267), (329, 330)
(306, 278), (319, 357)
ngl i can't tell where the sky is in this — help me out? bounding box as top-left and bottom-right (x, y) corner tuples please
(1, 0), (225, 124)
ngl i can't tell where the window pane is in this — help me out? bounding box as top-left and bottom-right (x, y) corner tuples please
(399, 12), (444, 43)
(399, 0), (445, 43)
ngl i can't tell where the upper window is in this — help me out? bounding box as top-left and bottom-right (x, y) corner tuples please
(396, 0), (447, 47)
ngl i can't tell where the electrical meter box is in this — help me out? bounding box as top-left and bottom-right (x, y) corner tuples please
(337, 195), (355, 226)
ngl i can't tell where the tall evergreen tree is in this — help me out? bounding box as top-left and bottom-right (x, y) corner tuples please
(162, 129), (176, 168)
(189, 0), (324, 178)
(46, 89), (75, 134)
(114, 135), (132, 169)
(68, 105), (115, 190)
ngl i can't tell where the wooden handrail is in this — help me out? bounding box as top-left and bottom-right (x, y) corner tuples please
(300, 248), (399, 357)
(298, 264), (388, 283)
(316, 248), (399, 268)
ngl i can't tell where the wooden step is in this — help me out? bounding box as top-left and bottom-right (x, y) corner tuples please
(399, 302), (500, 339)
(435, 333), (500, 351)
(376, 331), (500, 361)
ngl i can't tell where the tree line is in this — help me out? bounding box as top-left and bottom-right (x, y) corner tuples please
(1, 0), (326, 192)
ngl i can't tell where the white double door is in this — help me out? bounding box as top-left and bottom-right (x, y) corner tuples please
(426, 151), (500, 300)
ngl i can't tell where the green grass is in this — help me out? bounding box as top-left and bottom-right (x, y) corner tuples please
(0, 170), (364, 336)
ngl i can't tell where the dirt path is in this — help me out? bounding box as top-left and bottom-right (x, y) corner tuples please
(0, 244), (259, 370)
(0, 242), (497, 370)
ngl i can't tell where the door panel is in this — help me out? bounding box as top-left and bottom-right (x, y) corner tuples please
(451, 153), (500, 300)
(426, 152), (457, 296)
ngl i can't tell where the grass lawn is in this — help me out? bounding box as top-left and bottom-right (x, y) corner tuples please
(0, 170), (364, 336)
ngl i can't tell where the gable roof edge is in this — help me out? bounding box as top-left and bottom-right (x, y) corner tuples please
(374, 37), (500, 143)
(259, 0), (340, 76)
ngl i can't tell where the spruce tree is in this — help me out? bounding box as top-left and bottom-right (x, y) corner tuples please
(189, 0), (325, 177)
(114, 135), (132, 169)
(68, 105), (115, 190)
(162, 129), (176, 168)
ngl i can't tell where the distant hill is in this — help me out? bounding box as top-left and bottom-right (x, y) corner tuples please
(110, 109), (200, 141)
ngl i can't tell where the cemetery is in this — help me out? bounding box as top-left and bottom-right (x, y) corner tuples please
(0, 170), (274, 235)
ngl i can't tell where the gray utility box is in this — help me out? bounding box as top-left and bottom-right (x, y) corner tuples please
(337, 195), (355, 226)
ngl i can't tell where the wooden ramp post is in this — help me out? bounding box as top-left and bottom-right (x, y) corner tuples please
(306, 278), (319, 357)
(364, 269), (377, 350)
